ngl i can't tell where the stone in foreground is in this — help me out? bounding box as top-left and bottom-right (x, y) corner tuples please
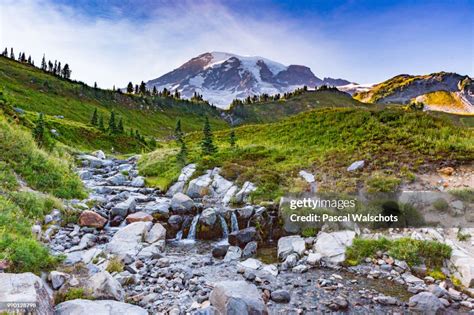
(79, 210), (107, 228)
(55, 299), (148, 315)
(0, 273), (53, 314)
(210, 281), (268, 315)
(313, 230), (355, 265)
(409, 292), (445, 314)
(126, 211), (153, 223)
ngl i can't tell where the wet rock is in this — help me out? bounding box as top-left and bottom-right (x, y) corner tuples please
(142, 200), (170, 218)
(281, 253), (298, 270)
(78, 210), (107, 228)
(409, 292), (445, 314)
(237, 206), (254, 220)
(131, 176), (145, 187)
(0, 273), (54, 314)
(210, 281), (267, 315)
(171, 193), (195, 213)
(242, 241), (258, 258)
(168, 215), (183, 230)
(126, 211), (153, 223)
(212, 244), (229, 258)
(108, 173), (127, 186)
(228, 227), (257, 248)
(145, 223), (166, 243)
(224, 246), (242, 262)
(55, 299), (148, 314)
(313, 230), (355, 265)
(347, 160), (365, 171)
(200, 208), (217, 226)
(277, 235), (305, 260)
(271, 290), (291, 303)
(106, 221), (152, 257)
(85, 271), (124, 301)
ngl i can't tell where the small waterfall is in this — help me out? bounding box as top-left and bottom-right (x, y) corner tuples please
(175, 230), (183, 240)
(219, 215), (229, 239)
(186, 215), (200, 240)
(231, 212), (239, 232)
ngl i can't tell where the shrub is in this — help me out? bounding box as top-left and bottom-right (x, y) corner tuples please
(55, 288), (94, 304)
(106, 256), (124, 273)
(432, 198), (449, 211)
(449, 189), (474, 203)
(365, 172), (401, 193)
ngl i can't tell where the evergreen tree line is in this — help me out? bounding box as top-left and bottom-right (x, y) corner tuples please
(90, 108), (124, 134)
(1, 47), (71, 79)
(125, 81), (183, 100)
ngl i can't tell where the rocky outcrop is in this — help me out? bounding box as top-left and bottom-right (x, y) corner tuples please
(0, 273), (54, 314)
(409, 292), (445, 314)
(171, 193), (195, 214)
(85, 271), (124, 301)
(106, 222), (152, 257)
(313, 231), (355, 265)
(209, 281), (268, 314)
(277, 235), (306, 260)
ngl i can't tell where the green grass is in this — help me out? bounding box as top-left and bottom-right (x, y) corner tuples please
(0, 56), (228, 153)
(345, 237), (452, 268)
(449, 188), (474, 203)
(140, 107), (474, 201)
(432, 198), (449, 211)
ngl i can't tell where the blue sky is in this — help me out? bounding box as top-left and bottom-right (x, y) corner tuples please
(1, 0), (472, 88)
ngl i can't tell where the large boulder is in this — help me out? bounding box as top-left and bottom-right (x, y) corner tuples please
(142, 199), (170, 218)
(106, 221), (152, 257)
(55, 299), (148, 315)
(0, 273), (54, 314)
(144, 223), (166, 243)
(222, 186), (238, 205)
(171, 193), (195, 214)
(408, 292), (445, 314)
(228, 227), (257, 248)
(166, 181), (185, 197)
(277, 235), (306, 260)
(187, 172), (212, 198)
(313, 230), (355, 265)
(85, 271), (124, 301)
(108, 173), (127, 186)
(200, 208), (217, 226)
(130, 176), (145, 187)
(224, 246), (242, 262)
(211, 174), (234, 196)
(78, 210), (107, 228)
(111, 197), (136, 217)
(210, 281), (268, 315)
(235, 182), (257, 203)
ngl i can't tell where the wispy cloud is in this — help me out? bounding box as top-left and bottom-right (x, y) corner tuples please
(0, 0), (340, 88)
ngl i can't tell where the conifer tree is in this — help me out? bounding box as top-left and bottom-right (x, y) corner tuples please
(134, 84), (139, 94)
(57, 61), (61, 75)
(94, 82), (98, 89)
(152, 86), (158, 96)
(91, 108), (98, 126)
(229, 129), (236, 148)
(176, 139), (187, 166)
(10, 48), (14, 59)
(32, 113), (46, 146)
(174, 119), (183, 142)
(126, 82), (134, 93)
(2, 47), (7, 56)
(108, 111), (116, 133)
(201, 117), (217, 155)
(27, 55), (32, 64)
(139, 81), (147, 95)
(41, 54), (47, 70)
(98, 114), (105, 131)
(62, 64), (71, 79)
(117, 118), (124, 133)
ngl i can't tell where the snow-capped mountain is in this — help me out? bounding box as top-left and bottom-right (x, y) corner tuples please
(147, 52), (350, 108)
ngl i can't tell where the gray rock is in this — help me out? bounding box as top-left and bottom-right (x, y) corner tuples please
(347, 160), (365, 171)
(137, 243), (163, 260)
(187, 172), (212, 198)
(108, 173), (127, 186)
(237, 206), (254, 220)
(200, 208), (217, 226)
(106, 221), (152, 257)
(212, 244), (229, 258)
(277, 235), (306, 260)
(168, 215), (183, 230)
(171, 193), (195, 213)
(85, 271), (124, 301)
(142, 200), (170, 217)
(228, 227), (257, 248)
(177, 163), (197, 182)
(211, 174), (234, 196)
(55, 299), (148, 314)
(313, 230), (355, 265)
(92, 150), (106, 160)
(166, 181), (185, 197)
(130, 176), (145, 187)
(242, 241), (257, 258)
(210, 281), (267, 315)
(0, 273), (53, 314)
(238, 258), (262, 270)
(271, 290), (291, 303)
(307, 253), (322, 266)
(111, 197), (136, 217)
(49, 271), (69, 290)
(144, 223), (166, 244)
(78, 170), (92, 180)
(409, 292), (445, 314)
(235, 181), (257, 203)
(224, 246), (242, 262)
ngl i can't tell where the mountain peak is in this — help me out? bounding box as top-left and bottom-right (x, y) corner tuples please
(147, 52), (350, 108)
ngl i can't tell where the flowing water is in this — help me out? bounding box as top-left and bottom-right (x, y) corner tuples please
(230, 211), (239, 232)
(186, 214), (200, 240)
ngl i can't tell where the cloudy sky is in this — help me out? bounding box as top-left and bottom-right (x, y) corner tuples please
(1, 0), (472, 88)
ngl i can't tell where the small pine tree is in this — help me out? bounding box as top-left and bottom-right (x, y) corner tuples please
(229, 129), (236, 148)
(10, 48), (14, 59)
(174, 119), (183, 142)
(62, 64), (71, 79)
(94, 82), (98, 89)
(32, 113), (45, 145)
(176, 139), (187, 166)
(117, 118), (124, 133)
(108, 111), (116, 133)
(152, 86), (158, 96)
(98, 114), (105, 131)
(201, 117), (217, 155)
(126, 82), (133, 93)
(91, 108), (98, 126)
(2, 47), (7, 56)
(41, 54), (47, 70)
(139, 81), (147, 95)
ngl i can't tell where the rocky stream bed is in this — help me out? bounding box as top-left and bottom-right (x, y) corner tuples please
(1, 151), (474, 314)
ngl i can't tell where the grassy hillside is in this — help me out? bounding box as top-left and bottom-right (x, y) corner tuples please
(140, 107), (474, 200)
(227, 90), (372, 124)
(415, 91), (472, 114)
(0, 56), (228, 153)
(0, 104), (86, 273)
